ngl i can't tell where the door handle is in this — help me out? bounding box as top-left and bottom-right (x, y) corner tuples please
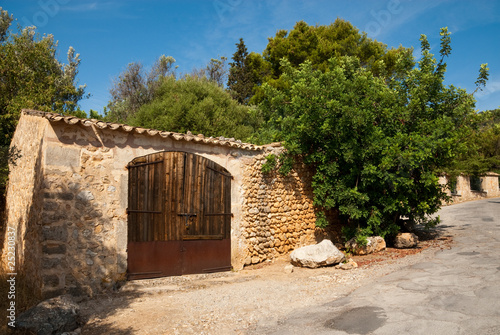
(178, 213), (197, 228)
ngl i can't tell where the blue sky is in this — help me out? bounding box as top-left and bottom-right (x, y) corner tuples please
(3, 0), (500, 114)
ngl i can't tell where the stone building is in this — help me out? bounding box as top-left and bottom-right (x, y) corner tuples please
(440, 172), (500, 204)
(1, 110), (332, 299)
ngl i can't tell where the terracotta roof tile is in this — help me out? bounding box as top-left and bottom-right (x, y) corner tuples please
(22, 110), (264, 151)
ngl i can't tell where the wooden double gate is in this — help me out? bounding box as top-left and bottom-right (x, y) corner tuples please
(127, 151), (232, 280)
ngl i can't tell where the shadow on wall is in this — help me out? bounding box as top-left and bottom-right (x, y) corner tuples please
(0, 145), (147, 334)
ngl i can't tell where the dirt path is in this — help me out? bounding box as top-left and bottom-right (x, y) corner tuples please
(79, 234), (452, 335)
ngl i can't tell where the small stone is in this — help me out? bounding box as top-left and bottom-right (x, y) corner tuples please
(284, 265), (294, 274)
(345, 236), (386, 255)
(394, 232), (419, 248)
(338, 258), (358, 270)
(42, 226), (68, 243)
(249, 207), (259, 215)
(76, 190), (94, 202)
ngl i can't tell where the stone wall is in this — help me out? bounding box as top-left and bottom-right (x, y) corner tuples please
(240, 146), (340, 266)
(1, 114), (47, 298)
(2, 111), (263, 298)
(440, 173), (500, 204)
(40, 143), (126, 298)
(3, 111), (343, 298)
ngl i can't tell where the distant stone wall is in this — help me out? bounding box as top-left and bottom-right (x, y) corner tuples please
(240, 146), (340, 266)
(440, 173), (500, 204)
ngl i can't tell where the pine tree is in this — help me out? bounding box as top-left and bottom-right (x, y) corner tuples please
(227, 38), (254, 104)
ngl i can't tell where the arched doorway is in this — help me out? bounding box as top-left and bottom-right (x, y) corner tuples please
(127, 151), (232, 280)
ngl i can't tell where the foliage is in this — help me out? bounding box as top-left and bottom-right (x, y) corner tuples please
(263, 19), (410, 79)
(245, 19), (413, 108)
(0, 7), (87, 148)
(450, 109), (500, 175)
(0, 146), (20, 198)
(206, 56), (228, 87)
(128, 75), (256, 140)
(261, 154), (277, 174)
(105, 55), (176, 123)
(258, 28), (486, 240)
(227, 38), (256, 104)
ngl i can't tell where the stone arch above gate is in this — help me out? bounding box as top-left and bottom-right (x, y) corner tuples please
(127, 151), (232, 279)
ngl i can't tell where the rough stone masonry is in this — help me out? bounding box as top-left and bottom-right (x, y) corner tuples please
(1, 111), (338, 299)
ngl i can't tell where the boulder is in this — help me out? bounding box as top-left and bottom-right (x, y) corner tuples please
(290, 240), (345, 268)
(16, 295), (81, 335)
(345, 236), (386, 255)
(394, 232), (419, 248)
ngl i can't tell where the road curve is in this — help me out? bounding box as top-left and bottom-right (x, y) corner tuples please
(253, 197), (500, 335)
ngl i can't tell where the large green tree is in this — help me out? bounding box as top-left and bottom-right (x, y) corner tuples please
(128, 75), (256, 140)
(262, 19), (411, 80)
(0, 8), (87, 148)
(259, 28), (487, 240)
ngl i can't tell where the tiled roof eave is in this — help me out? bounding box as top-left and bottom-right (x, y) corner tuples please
(22, 110), (264, 151)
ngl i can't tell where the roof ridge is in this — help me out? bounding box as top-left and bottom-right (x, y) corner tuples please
(21, 109), (264, 151)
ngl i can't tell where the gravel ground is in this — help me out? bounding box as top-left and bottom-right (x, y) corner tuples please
(79, 233), (452, 335)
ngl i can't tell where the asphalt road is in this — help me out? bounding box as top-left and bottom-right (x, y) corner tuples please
(253, 197), (500, 335)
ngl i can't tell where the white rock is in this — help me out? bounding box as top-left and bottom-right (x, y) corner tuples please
(290, 240), (345, 268)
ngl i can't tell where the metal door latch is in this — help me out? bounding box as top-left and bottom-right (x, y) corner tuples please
(178, 213), (197, 228)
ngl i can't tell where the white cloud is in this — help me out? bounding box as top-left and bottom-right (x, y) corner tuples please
(60, 2), (99, 12)
(477, 81), (500, 98)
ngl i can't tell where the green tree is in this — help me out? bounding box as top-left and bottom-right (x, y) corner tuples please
(263, 19), (411, 79)
(128, 75), (256, 140)
(105, 55), (176, 123)
(259, 28), (487, 240)
(0, 8), (87, 148)
(247, 18), (413, 114)
(227, 38), (255, 104)
(452, 108), (500, 175)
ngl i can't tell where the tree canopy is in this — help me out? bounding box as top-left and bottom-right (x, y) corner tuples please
(227, 19), (413, 108)
(227, 38), (256, 104)
(104, 55), (176, 123)
(128, 75), (257, 140)
(258, 28), (488, 240)
(263, 19), (409, 78)
(450, 108), (500, 176)
(0, 8), (87, 148)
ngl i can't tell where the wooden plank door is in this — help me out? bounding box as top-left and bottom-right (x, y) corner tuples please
(127, 152), (182, 279)
(127, 151), (232, 280)
(180, 154), (232, 274)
